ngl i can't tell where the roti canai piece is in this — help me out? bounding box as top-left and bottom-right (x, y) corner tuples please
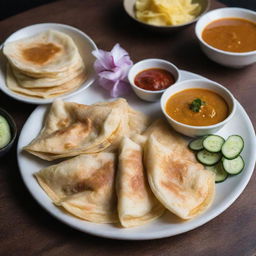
(3, 30), (81, 76)
(11, 58), (85, 88)
(144, 120), (215, 220)
(35, 152), (118, 223)
(6, 64), (86, 98)
(3, 30), (86, 98)
(116, 137), (164, 228)
(24, 99), (129, 160)
(24, 98), (149, 160)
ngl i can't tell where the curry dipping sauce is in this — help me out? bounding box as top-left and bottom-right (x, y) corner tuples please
(202, 18), (256, 53)
(165, 88), (229, 126)
(134, 68), (175, 91)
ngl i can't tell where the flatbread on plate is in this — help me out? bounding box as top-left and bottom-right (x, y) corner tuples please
(35, 152), (118, 223)
(116, 137), (164, 227)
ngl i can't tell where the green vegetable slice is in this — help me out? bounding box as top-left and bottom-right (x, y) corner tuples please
(203, 135), (225, 153)
(0, 115), (11, 148)
(221, 135), (244, 159)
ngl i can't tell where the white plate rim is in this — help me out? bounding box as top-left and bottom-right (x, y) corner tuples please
(0, 23), (98, 104)
(17, 70), (256, 240)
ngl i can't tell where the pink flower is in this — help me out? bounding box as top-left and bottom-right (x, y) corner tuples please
(92, 44), (133, 97)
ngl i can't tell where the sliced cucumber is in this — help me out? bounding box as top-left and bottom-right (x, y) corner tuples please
(222, 156), (244, 175)
(221, 135), (244, 160)
(206, 163), (228, 183)
(0, 115), (11, 148)
(188, 137), (205, 151)
(196, 149), (222, 166)
(203, 135), (225, 153)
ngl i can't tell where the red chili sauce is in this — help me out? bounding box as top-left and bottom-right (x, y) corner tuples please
(134, 68), (175, 91)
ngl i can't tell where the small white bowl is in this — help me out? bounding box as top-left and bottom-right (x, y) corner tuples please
(161, 79), (236, 137)
(128, 58), (180, 102)
(0, 23), (97, 104)
(195, 8), (256, 68)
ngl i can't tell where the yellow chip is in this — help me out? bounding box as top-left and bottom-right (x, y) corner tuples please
(135, 0), (201, 26)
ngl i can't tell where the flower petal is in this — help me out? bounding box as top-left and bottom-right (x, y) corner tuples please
(98, 77), (114, 90)
(111, 80), (131, 97)
(111, 44), (128, 64)
(92, 50), (114, 72)
(92, 44), (133, 97)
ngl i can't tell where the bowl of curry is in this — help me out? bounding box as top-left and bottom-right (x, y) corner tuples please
(195, 8), (256, 68)
(161, 79), (236, 137)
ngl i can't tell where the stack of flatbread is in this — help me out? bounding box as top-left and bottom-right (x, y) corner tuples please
(3, 30), (86, 98)
(24, 98), (215, 228)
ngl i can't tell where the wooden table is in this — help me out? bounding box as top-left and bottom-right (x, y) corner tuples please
(0, 0), (255, 255)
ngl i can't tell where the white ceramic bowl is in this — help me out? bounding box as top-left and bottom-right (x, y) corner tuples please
(161, 79), (236, 137)
(195, 8), (256, 68)
(128, 58), (180, 102)
(123, 0), (210, 32)
(0, 23), (97, 104)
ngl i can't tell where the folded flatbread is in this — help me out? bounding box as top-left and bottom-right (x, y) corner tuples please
(35, 152), (118, 223)
(24, 98), (149, 160)
(144, 120), (215, 219)
(116, 137), (164, 227)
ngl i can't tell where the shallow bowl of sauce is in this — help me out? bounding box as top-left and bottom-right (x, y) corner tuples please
(128, 58), (180, 102)
(195, 8), (256, 68)
(161, 79), (236, 137)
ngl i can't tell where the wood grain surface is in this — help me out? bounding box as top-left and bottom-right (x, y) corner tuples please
(0, 0), (255, 255)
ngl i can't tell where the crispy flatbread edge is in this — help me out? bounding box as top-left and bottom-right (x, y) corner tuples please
(118, 204), (165, 228)
(34, 169), (119, 224)
(23, 120), (123, 161)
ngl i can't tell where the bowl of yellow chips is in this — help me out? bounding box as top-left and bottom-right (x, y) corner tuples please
(123, 0), (210, 31)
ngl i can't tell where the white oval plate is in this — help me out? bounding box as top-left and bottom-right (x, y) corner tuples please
(17, 70), (256, 240)
(0, 23), (97, 104)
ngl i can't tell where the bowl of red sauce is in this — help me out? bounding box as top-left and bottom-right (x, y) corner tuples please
(128, 58), (180, 101)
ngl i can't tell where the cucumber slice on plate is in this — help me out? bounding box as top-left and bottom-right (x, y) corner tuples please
(222, 155), (244, 175)
(188, 137), (205, 151)
(206, 163), (228, 183)
(203, 135), (225, 153)
(221, 135), (244, 159)
(196, 149), (222, 166)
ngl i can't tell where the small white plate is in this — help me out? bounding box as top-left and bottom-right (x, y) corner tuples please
(0, 23), (97, 104)
(17, 70), (256, 240)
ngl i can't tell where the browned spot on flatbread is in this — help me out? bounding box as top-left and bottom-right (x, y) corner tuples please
(22, 43), (61, 65)
(124, 150), (147, 197)
(161, 181), (186, 200)
(85, 161), (114, 191)
(57, 118), (70, 128)
(55, 119), (91, 137)
(62, 161), (114, 196)
(161, 157), (187, 184)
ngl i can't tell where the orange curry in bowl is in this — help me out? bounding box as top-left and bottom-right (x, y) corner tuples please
(202, 17), (256, 53)
(165, 88), (229, 126)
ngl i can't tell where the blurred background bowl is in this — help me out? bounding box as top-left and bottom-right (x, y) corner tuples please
(123, 0), (210, 32)
(0, 108), (17, 156)
(195, 7), (256, 68)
